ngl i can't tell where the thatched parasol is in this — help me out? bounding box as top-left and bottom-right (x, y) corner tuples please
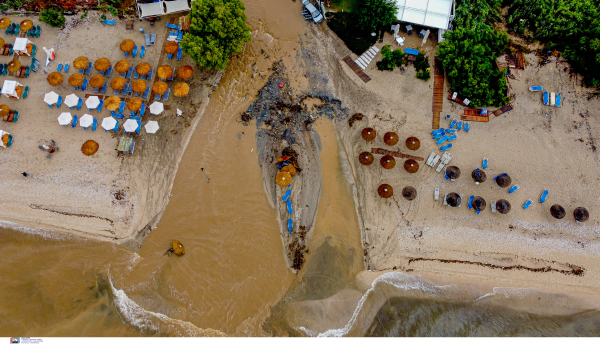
(7, 60), (21, 73)
(89, 74), (105, 89)
(136, 62), (152, 76)
(105, 96), (121, 111)
(47, 72), (64, 86)
(110, 76), (127, 91)
(127, 97), (142, 112)
(94, 58), (111, 71)
(0, 18), (10, 29)
(361, 127), (376, 142)
(0, 104), (9, 116)
(68, 73), (84, 87)
(404, 159), (419, 173)
(574, 207), (589, 223)
(446, 192), (461, 207)
(378, 184), (393, 198)
(380, 155), (396, 169)
(495, 173), (511, 188)
(172, 240), (185, 256)
(132, 80), (147, 94)
(157, 65), (173, 79)
(276, 171), (292, 187)
(383, 132), (399, 146)
(496, 199), (511, 214)
(405, 136), (420, 150)
(173, 82), (190, 97)
(281, 164), (297, 177)
(152, 81), (169, 95)
(402, 186), (417, 200)
(20, 19), (33, 31)
(164, 41), (179, 54)
(114, 60), (131, 74)
(472, 168), (487, 184)
(445, 166), (461, 180)
(73, 56), (89, 70)
(550, 204), (566, 219)
(120, 39), (135, 53)
(472, 196), (486, 212)
(81, 140), (99, 156)
(359, 152), (374, 165)
(177, 65), (194, 80)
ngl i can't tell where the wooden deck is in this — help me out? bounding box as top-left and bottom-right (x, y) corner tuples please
(342, 55), (371, 83)
(432, 57), (444, 129)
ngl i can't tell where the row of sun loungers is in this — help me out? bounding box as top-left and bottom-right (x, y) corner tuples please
(354, 46), (379, 70)
(426, 151), (453, 172)
(543, 91), (562, 107)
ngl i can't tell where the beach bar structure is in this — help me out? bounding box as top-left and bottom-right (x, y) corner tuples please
(136, 0), (194, 19)
(393, 0), (455, 41)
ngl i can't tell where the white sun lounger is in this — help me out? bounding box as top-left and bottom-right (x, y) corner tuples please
(434, 188), (439, 201)
(550, 92), (556, 106)
(440, 152), (452, 164)
(431, 154), (441, 167)
(458, 194), (464, 207)
(426, 152), (436, 166)
(443, 193), (448, 206)
(491, 200), (497, 213)
(436, 162), (446, 173)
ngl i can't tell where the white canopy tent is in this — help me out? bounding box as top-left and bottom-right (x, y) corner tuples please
(13, 37), (33, 56)
(164, 0), (190, 14)
(394, 0), (454, 30)
(137, 0), (193, 19)
(2, 80), (23, 99)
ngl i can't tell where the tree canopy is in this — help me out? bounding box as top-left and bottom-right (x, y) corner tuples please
(181, 0), (252, 70)
(356, 0), (397, 32)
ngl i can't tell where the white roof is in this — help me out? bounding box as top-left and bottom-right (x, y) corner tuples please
(394, 0), (453, 30)
(138, 2), (165, 18)
(164, 0), (190, 14)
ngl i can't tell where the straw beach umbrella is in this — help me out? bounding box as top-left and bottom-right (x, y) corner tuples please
(173, 83), (190, 98)
(73, 56), (89, 70)
(127, 97), (142, 112)
(281, 164), (297, 177)
(47, 72), (64, 86)
(472, 197), (486, 212)
(276, 171), (292, 187)
(0, 18), (10, 29)
(495, 173), (511, 188)
(402, 186), (417, 200)
(94, 58), (111, 72)
(574, 207), (589, 223)
(496, 199), (511, 214)
(157, 65), (173, 80)
(550, 204), (566, 219)
(446, 192), (461, 207)
(405, 137), (420, 150)
(445, 166), (461, 180)
(104, 96), (121, 111)
(404, 159), (419, 173)
(359, 152), (374, 165)
(68, 73), (84, 87)
(471, 168), (487, 184)
(164, 41), (179, 54)
(110, 77), (127, 91)
(81, 140), (99, 156)
(89, 75), (105, 89)
(383, 132), (399, 146)
(177, 65), (194, 80)
(378, 184), (393, 198)
(152, 81), (168, 95)
(114, 60), (130, 74)
(0, 104), (9, 116)
(136, 62), (152, 76)
(7, 60), (21, 73)
(380, 155), (396, 169)
(172, 240), (185, 256)
(20, 19), (33, 31)
(361, 127), (376, 142)
(120, 39), (135, 53)
(132, 80), (147, 94)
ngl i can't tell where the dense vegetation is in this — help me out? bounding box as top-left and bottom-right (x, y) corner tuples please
(39, 8), (65, 27)
(508, 0), (600, 87)
(376, 45), (404, 71)
(414, 53), (431, 81)
(355, 0), (397, 32)
(181, 0), (252, 70)
(437, 0), (510, 106)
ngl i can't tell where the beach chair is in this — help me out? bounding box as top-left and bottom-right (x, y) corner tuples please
(555, 94), (562, 107)
(166, 23), (181, 30)
(145, 33), (151, 46)
(135, 120), (142, 133)
(103, 20), (116, 25)
(22, 86), (29, 99)
(434, 188), (439, 201)
(100, 82), (107, 94)
(57, 63), (63, 72)
(445, 129), (455, 134)
(142, 87), (149, 99)
(282, 189), (291, 201)
(491, 200), (496, 213)
(508, 184), (519, 194)
(77, 98), (83, 110)
(286, 199), (293, 214)
(93, 86), (100, 93)
(163, 88), (170, 101)
(134, 69), (140, 79)
(113, 120), (119, 133)
(539, 190), (549, 203)
(14, 26), (19, 36)
(99, 69), (105, 76)
(168, 72), (174, 81)
(440, 144), (452, 151)
(118, 101), (126, 114)
(449, 119), (457, 129)
(447, 134), (457, 141)
(111, 112), (125, 119)
(83, 62), (91, 75)
(550, 92), (556, 106)
(287, 218), (293, 233)
(145, 67), (153, 80)
(167, 52), (173, 60)
(126, 84), (133, 97)
(57, 95), (63, 108)
(106, 65), (113, 78)
(2, 64), (6, 76)
(523, 199), (532, 209)
(64, 63), (69, 72)
(30, 57), (39, 72)
(437, 161), (446, 173)
(133, 89), (140, 97)
(150, 33), (156, 45)
(177, 48), (183, 61)
(97, 99), (104, 112)
(27, 26), (35, 37)
(8, 44), (13, 55)
(71, 115), (79, 128)
(443, 194), (448, 206)
(155, 93), (162, 101)
(140, 46), (146, 58)
(35, 25), (41, 37)
(132, 45), (138, 58)
(126, 66), (134, 79)
(426, 152), (436, 166)
(482, 157), (488, 169)
(114, 87), (121, 95)
(464, 122), (470, 132)
(458, 194), (464, 208)
(468, 195), (474, 209)
(457, 121), (462, 131)
(130, 115), (141, 120)
(0, 64), (3, 75)
(436, 136), (448, 145)
(543, 91), (549, 105)
(92, 118), (97, 131)
(529, 86), (543, 91)
(431, 154), (441, 167)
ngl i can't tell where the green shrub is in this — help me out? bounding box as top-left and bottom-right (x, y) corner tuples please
(39, 9), (65, 28)
(414, 53), (430, 81)
(327, 12), (377, 55)
(3, 0), (23, 10)
(376, 45), (404, 71)
(356, 0), (397, 32)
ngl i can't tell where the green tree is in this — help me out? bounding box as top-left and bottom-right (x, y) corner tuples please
(39, 9), (65, 28)
(181, 0), (252, 70)
(356, 0), (397, 32)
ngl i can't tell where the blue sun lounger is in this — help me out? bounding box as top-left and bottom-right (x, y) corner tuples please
(155, 93), (162, 101)
(140, 103), (146, 116)
(57, 63), (63, 72)
(91, 118), (97, 131)
(97, 99), (104, 112)
(431, 128), (445, 136)
(113, 120), (119, 133)
(436, 136), (448, 145)
(447, 134), (458, 141)
(457, 121), (462, 131)
(100, 82), (107, 94)
(529, 86), (543, 91)
(543, 91), (549, 105)
(440, 143), (452, 151)
(71, 115), (78, 128)
(111, 112), (125, 119)
(118, 101), (126, 114)
(539, 190), (549, 203)
(77, 98), (83, 110)
(166, 23), (181, 30)
(282, 189), (291, 201)
(523, 199), (532, 209)
(85, 62), (92, 75)
(64, 63), (69, 72)
(103, 20), (116, 25)
(555, 94), (561, 107)
(130, 115), (141, 120)
(445, 129), (455, 134)
(465, 122), (470, 132)
(82, 78), (88, 91)
(145, 33), (151, 46)
(482, 157), (488, 169)
(106, 65), (113, 78)
(433, 132), (445, 140)
(132, 45), (138, 57)
(449, 119), (457, 129)
(508, 184), (519, 194)
(126, 66), (134, 79)
(468, 195), (474, 209)
(286, 199), (293, 214)
(177, 48), (183, 61)
(140, 46), (146, 58)
(142, 87), (150, 99)
(57, 95), (63, 108)
(288, 219), (293, 233)
(145, 67), (153, 80)
(163, 88), (170, 101)
(134, 69), (140, 79)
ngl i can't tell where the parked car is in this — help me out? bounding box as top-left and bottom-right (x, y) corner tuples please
(302, 0), (323, 24)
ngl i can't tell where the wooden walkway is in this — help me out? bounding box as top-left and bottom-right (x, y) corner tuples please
(342, 55), (371, 83)
(432, 57), (444, 129)
(371, 148), (424, 161)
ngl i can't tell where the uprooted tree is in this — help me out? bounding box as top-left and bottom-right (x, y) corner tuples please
(181, 0), (252, 70)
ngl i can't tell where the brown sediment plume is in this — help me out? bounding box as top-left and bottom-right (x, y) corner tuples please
(371, 147), (424, 161)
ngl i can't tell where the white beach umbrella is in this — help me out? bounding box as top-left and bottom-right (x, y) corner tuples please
(64, 93), (80, 108)
(44, 91), (59, 105)
(144, 120), (159, 134)
(85, 96), (100, 110)
(149, 101), (164, 115)
(57, 112), (72, 126)
(123, 119), (139, 133)
(79, 114), (94, 128)
(101, 116), (117, 131)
